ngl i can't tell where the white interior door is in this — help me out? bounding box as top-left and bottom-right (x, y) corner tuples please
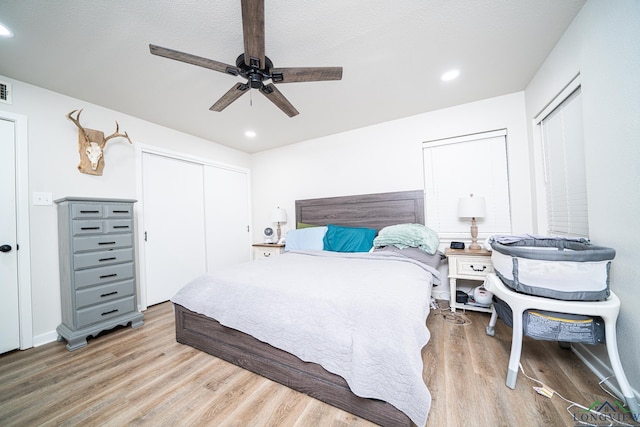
(142, 153), (207, 306)
(204, 166), (251, 270)
(0, 118), (20, 354)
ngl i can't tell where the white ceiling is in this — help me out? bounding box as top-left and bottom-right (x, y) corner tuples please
(0, 0), (585, 153)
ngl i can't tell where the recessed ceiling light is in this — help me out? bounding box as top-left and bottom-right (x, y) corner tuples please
(441, 69), (460, 82)
(245, 130), (256, 138)
(0, 22), (14, 38)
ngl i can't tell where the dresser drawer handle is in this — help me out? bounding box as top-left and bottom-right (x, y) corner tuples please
(98, 241), (116, 245)
(80, 210), (100, 214)
(100, 291), (118, 297)
(81, 226), (101, 230)
(99, 257), (117, 262)
(113, 210), (129, 214)
(101, 309), (119, 316)
(113, 225), (130, 229)
(99, 273), (118, 279)
(470, 265), (487, 272)
(263, 252), (271, 257)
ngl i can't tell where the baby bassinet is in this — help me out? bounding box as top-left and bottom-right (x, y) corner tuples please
(490, 235), (615, 301)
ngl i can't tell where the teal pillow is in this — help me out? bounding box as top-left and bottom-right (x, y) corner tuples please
(323, 224), (377, 253)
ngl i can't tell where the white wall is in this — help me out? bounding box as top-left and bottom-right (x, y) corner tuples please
(251, 92), (532, 242)
(0, 76), (250, 344)
(525, 0), (639, 395)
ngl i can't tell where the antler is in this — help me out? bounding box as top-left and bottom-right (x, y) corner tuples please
(103, 121), (132, 146)
(66, 109), (89, 141)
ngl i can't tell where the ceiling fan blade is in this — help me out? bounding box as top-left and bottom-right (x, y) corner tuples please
(260, 84), (299, 117)
(270, 67), (343, 83)
(210, 83), (250, 112)
(240, 0), (265, 69)
(149, 44), (240, 76)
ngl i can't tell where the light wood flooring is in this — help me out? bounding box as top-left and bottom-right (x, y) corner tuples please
(0, 301), (632, 427)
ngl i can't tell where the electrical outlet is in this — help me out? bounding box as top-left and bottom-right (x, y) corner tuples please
(33, 192), (53, 206)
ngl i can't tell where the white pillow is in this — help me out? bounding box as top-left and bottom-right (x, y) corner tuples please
(285, 226), (328, 251)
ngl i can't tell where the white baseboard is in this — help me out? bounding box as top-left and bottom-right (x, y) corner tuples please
(33, 330), (58, 347)
(572, 343), (640, 403)
(432, 287), (450, 301)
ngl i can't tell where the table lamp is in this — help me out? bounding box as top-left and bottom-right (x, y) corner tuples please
(458, 194), (486, 250)
(271, 207), (287, 242)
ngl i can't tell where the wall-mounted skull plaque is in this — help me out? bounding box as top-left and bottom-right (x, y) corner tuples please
(66, 109), (132, 175)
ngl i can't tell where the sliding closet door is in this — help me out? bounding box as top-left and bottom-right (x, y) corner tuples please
(142, 153), (207, 306)
(203, 165), (251, 270)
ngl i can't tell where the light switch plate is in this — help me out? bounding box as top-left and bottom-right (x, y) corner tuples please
(33, 192), (53, 206)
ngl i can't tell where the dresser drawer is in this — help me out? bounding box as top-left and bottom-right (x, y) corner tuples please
(74, 248), (134, 270)
(74, 262), (135, 289)
(71, 204), (104, 219)
(106, 205), (133, 218)
(106, 219), (133, 233)
(76, 296), (135, 328)
(76, 280), (135, 309)
(73, 234), (133, 252)
(455, 257), (494, 277)
(73, 220), (104, 235)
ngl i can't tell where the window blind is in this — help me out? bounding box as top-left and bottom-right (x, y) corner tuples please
(540, 87), (588, 237)
(422, 130), (512, 240)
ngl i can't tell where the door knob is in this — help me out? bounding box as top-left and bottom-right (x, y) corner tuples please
(0, 244), (12, 253)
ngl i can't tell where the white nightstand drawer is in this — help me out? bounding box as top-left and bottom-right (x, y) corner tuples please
(252, 244), (285, 260)
(456, 257), (494, 277)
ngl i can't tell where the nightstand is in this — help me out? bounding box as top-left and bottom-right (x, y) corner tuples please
(445, 248), (494, 313)
(252, 243), (285, 260)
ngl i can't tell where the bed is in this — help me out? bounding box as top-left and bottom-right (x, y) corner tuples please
(171, 190), (438, 426)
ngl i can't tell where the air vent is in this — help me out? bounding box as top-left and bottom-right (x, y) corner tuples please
(0, 81), (12, 104)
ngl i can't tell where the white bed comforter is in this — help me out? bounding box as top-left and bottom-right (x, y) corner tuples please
(171, 250), (439, 426)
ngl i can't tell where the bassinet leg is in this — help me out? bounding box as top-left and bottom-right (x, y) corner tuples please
(506, 307), (525, 389)
(603, 316), (640, 417)
(486, 306), (497, 337)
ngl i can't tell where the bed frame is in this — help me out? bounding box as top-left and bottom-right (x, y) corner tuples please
(174, 190), (425, 427)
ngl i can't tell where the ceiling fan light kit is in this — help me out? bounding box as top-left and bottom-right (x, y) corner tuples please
(150, 0), (343, 117)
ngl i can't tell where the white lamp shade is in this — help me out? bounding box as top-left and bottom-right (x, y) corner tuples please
(271, 208), (287, 223)
(458, 195), (486, 218)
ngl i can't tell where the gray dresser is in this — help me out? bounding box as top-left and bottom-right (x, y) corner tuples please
(55, 197), (143, 350)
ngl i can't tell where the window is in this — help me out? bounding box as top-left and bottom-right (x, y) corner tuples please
(536, 78), (587, 238)
(422, 130), (512, 241)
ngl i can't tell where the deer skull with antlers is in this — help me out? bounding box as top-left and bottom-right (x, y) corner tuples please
(66, 109), (132, 175)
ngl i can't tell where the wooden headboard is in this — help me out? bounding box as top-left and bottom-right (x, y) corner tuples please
(295, 190), (424, 231)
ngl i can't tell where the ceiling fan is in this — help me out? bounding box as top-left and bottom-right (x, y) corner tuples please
(149, 0), (343, 117)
